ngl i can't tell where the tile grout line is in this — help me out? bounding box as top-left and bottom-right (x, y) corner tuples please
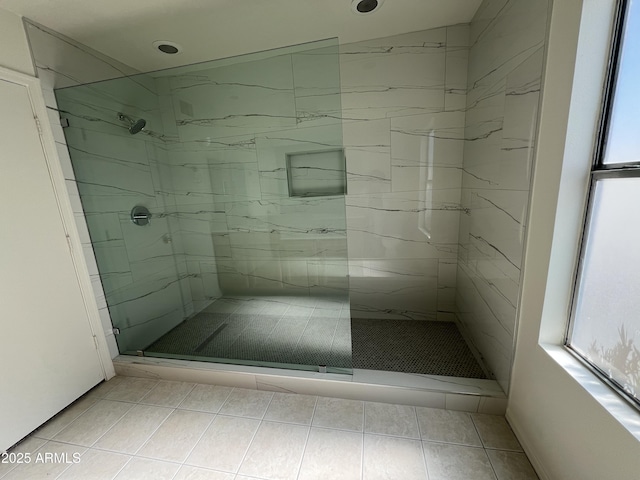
(293, 395), (318, 480)
(470, 413), (501, 480)
(175, 408), (217, 471)
(360, 400), (366, 480)
(174, 385), (241, 465)
(122, 406), (175, 457)
(232, 389), (276, 477)
(129, 382), (213, 468)
(84, 386), (157, 448)
(54, 397), (137, 450)
(79, 381), (187, 479)
(138, 380), (198, 408)
(360, 428), (365, 480)
(38, 395), (108, 442)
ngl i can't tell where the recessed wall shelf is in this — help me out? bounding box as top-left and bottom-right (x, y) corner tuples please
(286, 149), (346, 197)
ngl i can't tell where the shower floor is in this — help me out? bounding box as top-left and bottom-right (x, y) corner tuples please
(351, 318), (487, 379)
(145, 296), (487, 378)
(145, 296), (353, 370)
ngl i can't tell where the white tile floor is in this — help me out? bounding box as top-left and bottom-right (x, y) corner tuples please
(0, 377), (538, 480)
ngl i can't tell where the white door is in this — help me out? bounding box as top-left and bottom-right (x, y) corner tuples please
(0, 74), (105, 452)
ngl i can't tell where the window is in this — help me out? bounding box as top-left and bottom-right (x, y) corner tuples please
(566, 0), (640, 408)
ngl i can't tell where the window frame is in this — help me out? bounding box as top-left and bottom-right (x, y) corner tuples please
(564, 0), (640, 411)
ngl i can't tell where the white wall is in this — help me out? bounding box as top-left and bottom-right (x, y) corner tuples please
(508, 0), (640, 479)
(0, 9), (33, 76)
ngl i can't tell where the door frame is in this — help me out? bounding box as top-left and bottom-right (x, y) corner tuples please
(0, 65), (115, 379)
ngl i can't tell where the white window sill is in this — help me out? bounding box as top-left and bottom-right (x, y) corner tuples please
(540, 343), (640, 441)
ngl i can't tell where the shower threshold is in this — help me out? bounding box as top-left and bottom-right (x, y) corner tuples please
(112, 355), (506, 414)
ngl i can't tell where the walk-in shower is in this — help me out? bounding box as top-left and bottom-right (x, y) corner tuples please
(49, 0), (550, 391)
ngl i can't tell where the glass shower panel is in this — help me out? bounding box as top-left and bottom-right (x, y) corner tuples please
(56, 39), (350, 373)
(55, 74), (190, 355)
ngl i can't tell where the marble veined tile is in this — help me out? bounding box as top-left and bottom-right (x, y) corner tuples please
(343, 119), (391, 194)
(106, 273), (187, 352)
(464, 188), (529, 276)
(255, 123), (343, 199)
(340, 29), (447, 121)
(166, 135), (258, 165)
(91, 239), (131, 281)
(119, 213), (175, 266)
(459, 256), (518, 335)
(307, 259), (350, 297)
(467, 0), (548, 106)
(63, 126), (152, 181)
(499, 48), (544, 188)
(292, 44), (342, 128)
(160, 162), (213, 201)
(446, 46), (470, 111)
(169, 54), (297, 141)
(224, 198), (346, 242)
(456, 264), (514, 392)
(348, 258), (438, 320)
(56, 87), (162, 141)
(84, 212), (124, 243)
(208, 161), (262, 202)
(346, 191), (461, 260)
(216, 258), (311, 295)
(391, 112), (466, 164)
(292, 44), (341, 98)
(438, 259), (458, 312)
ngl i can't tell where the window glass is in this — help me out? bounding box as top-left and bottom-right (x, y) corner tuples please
(603, 0), (640, 165)
(567, 0), (640, 408)
(569, 177), (640, 402)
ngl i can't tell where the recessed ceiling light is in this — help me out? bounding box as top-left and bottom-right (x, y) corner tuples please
(351, 0), (385, 15)
(152, 40), (183, 55)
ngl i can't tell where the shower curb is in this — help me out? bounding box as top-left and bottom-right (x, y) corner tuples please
(113, 355), (507, 415)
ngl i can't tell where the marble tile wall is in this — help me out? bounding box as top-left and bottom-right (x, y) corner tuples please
(341, 27), (469, 320)
(29, 23), (473, 355)
(159, 41), (350, 299)
(161, 29), (471, 320)
(456, 0), (549, 392)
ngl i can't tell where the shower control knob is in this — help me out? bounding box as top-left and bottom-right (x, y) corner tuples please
(131, 205), (152, 226)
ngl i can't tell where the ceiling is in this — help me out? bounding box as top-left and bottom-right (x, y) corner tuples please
(0, 0), (482, 72)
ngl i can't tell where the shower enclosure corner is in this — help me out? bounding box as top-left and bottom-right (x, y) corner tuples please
(55, 38), (351, 373)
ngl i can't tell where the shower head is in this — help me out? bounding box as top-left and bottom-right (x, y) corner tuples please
(118, 113), (147, 135)
(129, 118), (146, 135)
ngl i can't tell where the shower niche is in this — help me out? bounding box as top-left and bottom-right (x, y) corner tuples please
(286, 149), (347, 198)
